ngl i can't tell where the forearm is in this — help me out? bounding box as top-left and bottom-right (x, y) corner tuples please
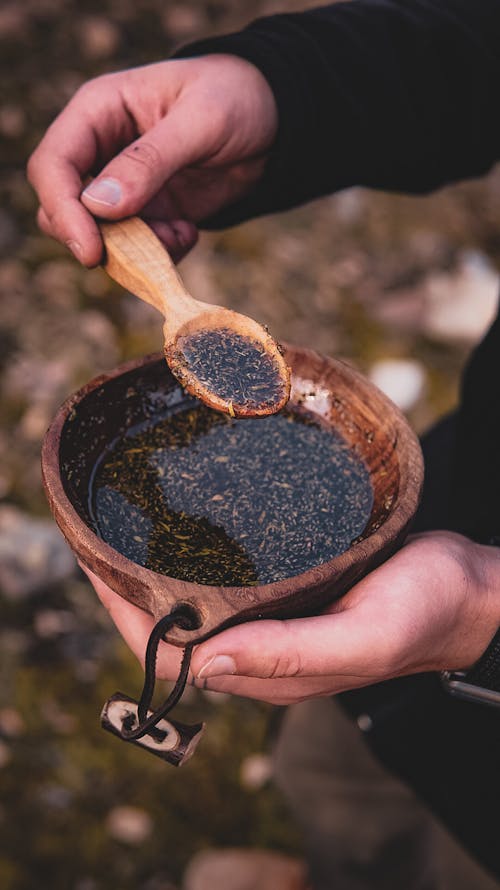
(175, 0), (500, 226)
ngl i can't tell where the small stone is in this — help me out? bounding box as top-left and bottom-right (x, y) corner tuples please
(19, 403), (52, 441)
(162, 6), (206, 39)
(0, 104), (26, 139)
(239, 753), (273, 790)
(330, 187), (365, 223)
(0, 6), (27, 39)
(372, 287), (426, 332)
(357, 713), (374, 732)
(38, 784), (73, 810)
(4, 355), (72, 404)
(80, 17), (121, 59)
(423, 250), (499, 344)
(41, 698), (77, 735)
(183, 849), (307, 890)
(0, 506), (75, 600)
(106, 806), (153, 845)
(0, 708), (25, 737)
(369, 359), (426, 413)
(34, 609), (76, 639)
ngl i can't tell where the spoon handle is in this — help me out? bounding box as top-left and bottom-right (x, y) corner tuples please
(99, 217), (195, 319)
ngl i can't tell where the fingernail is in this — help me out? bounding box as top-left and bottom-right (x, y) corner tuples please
(82, 177), (122, 207)
(172, 221), (190, 249)
(65, 239), (83, 260)
(197, 655), (237, 679)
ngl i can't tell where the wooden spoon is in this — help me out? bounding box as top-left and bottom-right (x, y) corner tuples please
(99, 217), (290, 417)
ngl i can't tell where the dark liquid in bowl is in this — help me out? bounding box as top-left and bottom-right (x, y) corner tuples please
(89, 398), (373, 587)
(175, 328), (286, 412)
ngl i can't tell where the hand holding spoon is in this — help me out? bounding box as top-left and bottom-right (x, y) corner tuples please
(99, 217), (290, 417)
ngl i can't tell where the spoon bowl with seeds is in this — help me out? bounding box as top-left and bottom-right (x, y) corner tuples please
(99, 217), (290, 417)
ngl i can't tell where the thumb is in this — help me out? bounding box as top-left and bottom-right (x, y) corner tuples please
(80, 101), (216, 219)
(191, 611), (381, 682)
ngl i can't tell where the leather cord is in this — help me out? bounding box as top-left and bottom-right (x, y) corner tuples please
(119, 606), (198, 741)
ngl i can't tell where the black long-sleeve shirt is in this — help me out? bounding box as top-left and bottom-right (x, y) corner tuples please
(177, 0), (500, 223)
(176, 0), (500, 544)
(176, 5), (500, 875)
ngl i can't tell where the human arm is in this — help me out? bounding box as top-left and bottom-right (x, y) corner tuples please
(176, 0), (500, 227)
(28, 2), (500, 262)
(27, 54), (278, 265)
(81, 531), (500, 704)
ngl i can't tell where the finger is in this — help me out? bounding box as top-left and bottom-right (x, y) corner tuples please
(37, 206), (52, 237)
(146, 218), (198, 263)
(189, 607), (388, 685)
(191, 672), (367, 705)
(37, 206), (86, 263)
(28, 130), (104, 267)
(38, 199), (197, 266)
(78, 564), (185, 677)
(80, 99), (220, 219)
(35, 168), (102, 266)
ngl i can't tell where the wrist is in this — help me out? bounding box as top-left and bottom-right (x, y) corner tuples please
(473, 539), (500, 648)
(438, 538), (500, 707)
(451, 538), (500, 671)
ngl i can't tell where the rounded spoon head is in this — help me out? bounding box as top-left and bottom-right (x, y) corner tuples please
(164, 307), (291, 418)
(98, 216), (290, 416)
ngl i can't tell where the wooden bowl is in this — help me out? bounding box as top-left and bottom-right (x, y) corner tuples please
(42, 347), (423, 647)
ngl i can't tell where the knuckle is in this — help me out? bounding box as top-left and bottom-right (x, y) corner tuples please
(36, 207), (50, 235)
(26, 151), (40, 185)
(266, 635), (302, 679)
(46, 205), (63, 231)
(75, 74), (109, 100)
(121, 140), (163, 172)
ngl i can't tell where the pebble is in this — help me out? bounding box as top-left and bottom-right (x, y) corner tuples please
(79, 17), (121, 59)
(183, 849), (307, 890)
(239, 753), (273, 791)
(0, 506), (75, 600)
(423, 250), (499, 343)
(162, 6), (206, 39)
(34, 609), (76, 639)
(369, 358), (426, 413)
(4, 355), (72, 405)
(330, 187), (365, 224)
(106, 806), (153, 845)
(41, 698), (77, 735)
(38, 784), (73, 810)
(0, 6), (27, 40)
(0, 708), (25, 737)
(0, 104), (26, 139)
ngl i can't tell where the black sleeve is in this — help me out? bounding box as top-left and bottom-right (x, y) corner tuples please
(173, 1), (500, 226)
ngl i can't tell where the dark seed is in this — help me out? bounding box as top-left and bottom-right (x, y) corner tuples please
(175, 329), (285, 412)
(89, 392), (373, 587)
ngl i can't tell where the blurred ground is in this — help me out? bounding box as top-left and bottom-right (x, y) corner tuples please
(1, 1), (500, 888)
